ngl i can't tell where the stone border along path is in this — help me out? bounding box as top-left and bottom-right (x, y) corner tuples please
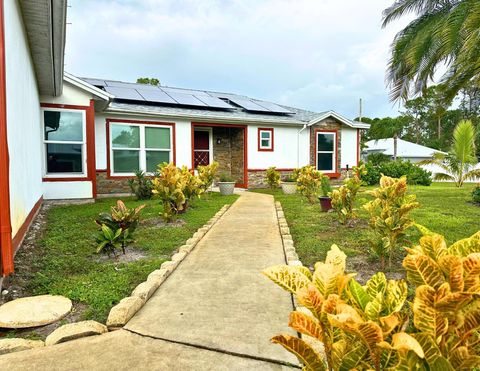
(0, 193), (301, 370)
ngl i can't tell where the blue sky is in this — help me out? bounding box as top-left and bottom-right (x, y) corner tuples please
(66, 0), (411, 118)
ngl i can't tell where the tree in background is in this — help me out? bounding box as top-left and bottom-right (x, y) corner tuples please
(137, 77), (160, 86)
(383, 0), (480, 102)
(367, 116), (409, 160)
(420, 120), (480, 187)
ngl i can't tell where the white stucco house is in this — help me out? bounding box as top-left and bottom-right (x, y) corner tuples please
(0, 0), (368, 278)
(362, 138), (445, 163)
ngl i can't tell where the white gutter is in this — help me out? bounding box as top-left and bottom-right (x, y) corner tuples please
(64, 72), (114, 101)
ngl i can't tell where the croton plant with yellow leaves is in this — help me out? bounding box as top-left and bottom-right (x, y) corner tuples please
(263, 229), (480, 370)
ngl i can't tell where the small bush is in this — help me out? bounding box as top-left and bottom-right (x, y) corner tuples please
(95, 200), (145, 254)
(152, 162), (187, 222)
(362, 160), (432, 186)
(180, 166), (203, 203)
(128, 170), (154, 200)
(219, 172), (234, 182)
(320, 175), (332, 197)
(473, 185), (480, 203)
(330, 164), (366, 224)
(366, 152), (391, 166)
(197, 161), (218, 192)
(296, 166), (323, 204)
(266, 166), (281, 188)
(363, 175), (419, 269)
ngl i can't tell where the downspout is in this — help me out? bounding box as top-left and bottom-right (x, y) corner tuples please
(0, 0), (13, 276)
(297, 124), (307, 168)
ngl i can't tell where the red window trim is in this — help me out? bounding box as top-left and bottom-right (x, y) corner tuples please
(257, 127), (274, 152)
(106, 118), (176, 179)
(191, 122), (249, 188)
(41, 101), (97, 199)
(314, 129), (339, 175)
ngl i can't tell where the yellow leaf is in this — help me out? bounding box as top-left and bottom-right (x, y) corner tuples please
(271, 334), (326, 371)
(325, 244), (347, 273)
(391, 332), (425, 359)
(403, 253), (445, 289)
(379, 313), (400, 335)
(288, 311), (324, 342)
(262, 265), (311, 295)
(462, 253), (480, 292)
(438, 255), (464, 292)
(296, 284), (324, 318)
(413, 285), (448, 338)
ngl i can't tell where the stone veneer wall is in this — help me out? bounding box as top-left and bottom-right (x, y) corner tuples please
(309, 118), (342, 175)
(212, 127), (245, 184)
(96, 171), (131, 195)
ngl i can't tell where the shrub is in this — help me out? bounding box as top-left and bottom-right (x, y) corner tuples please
(197, 161), (218, 192)
(266, 166), (281, 189)
(363, 175), (419, 269)
(473, 185), (480, 203)
(296, 166), (324, 204)
(219, 172), (234, 182)
(263, 229), (480, 370)
(95, 200), (145, 254)
(282, 173), (297, 182)
(180, 166), (203, 203)
(128, 170), (154, 200)
(152, 162), (187, 222)
(362, 160), (432, 186)
(320, 175), (332, 197)
(330, 164), (366, 224)
(366, 152), (392, 166)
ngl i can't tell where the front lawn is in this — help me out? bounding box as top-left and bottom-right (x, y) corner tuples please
(3, 193), (238, 330)
(256, 183), (479, 277)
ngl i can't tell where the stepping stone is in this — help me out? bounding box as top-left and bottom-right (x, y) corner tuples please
(0, 295), (72, 329)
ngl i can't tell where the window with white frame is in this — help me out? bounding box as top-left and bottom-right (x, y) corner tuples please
(316, 131), (336, 172)
(43, 109), (86, 176)
(258, 128), (273, 151)
(110, 123), (172, 175)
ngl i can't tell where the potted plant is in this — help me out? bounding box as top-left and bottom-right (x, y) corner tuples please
(281, 173), (297, 194)
(319, 175), (333, 212)
(218, 173), (236, 195)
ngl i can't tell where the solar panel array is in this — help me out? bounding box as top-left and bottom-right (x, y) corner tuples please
(83, 78), (294, 114)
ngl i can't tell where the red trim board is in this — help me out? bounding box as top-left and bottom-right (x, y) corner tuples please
(106, 118), (176, 179)
(0, 0), (13, 276)
(12, 197), (43, 253)
(191, 122), (249, 188)
(257, 127), (274, 152)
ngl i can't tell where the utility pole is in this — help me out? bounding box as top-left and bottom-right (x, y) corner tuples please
(359, 98), (363, 122)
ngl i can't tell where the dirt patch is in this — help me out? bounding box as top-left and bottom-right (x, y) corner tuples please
(347, 254), (405, 284)
(140, 218), (186, 228)
(93, 246), (147, 263)
(0, 302), (88, 341)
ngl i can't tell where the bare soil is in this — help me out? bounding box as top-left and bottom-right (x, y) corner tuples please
(140, 218), (186, 228)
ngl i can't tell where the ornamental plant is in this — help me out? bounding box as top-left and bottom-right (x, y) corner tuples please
(296, 166), (324, 204)
(472, 185), (480, 204)
(180, 166), (203, 205)
(152, 162), (187, 222)
(363, 175), (419, 269)
(330, 164), (366, 224)
(263, 229), (480, 370)
(128, 170), (154, 200)
(266, 166), (281, 189)
(197, 161), (219, 193)
(95, 200), (145, 254)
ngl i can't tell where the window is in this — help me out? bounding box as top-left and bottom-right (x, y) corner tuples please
(316, 131), (336, 173)
(110, 122), (172, 175)
(43, 109), (86, 176)
(258, 128), (274, 151)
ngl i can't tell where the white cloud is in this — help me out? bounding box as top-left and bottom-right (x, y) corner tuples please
(65, 0), (411, 117)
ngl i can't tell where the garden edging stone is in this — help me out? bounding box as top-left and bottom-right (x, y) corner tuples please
(45, 320), (107, 346)
(0, 338), (44, 355)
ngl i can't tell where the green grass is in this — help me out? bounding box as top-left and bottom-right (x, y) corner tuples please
(25, 193), (238, 322)
(256, 183), (479, 269)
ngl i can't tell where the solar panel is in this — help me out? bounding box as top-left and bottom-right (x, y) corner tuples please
(254, 101), (293, 114)
(167, 92), (207, 106)
(227, 97), (270, 112)
(105, 81), (159, 90)
(195, 95), (234, 109)
(104, 86), (145, 101)
(136, 89), (177, 104)
(82, 78), (106, 87)
(161, 87), (210, 96)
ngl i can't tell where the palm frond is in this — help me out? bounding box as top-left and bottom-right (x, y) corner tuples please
(433, 172), (455, 181)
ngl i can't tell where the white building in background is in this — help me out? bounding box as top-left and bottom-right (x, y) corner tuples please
(363, 138), (445, 163)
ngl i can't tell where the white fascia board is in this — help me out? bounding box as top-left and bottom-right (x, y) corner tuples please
(308, 110), (370, 129)
(64, 72), (113, 101)
(104, 106), (305, 126)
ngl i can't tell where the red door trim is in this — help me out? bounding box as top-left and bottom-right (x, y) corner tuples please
(191, 122), (249, 188)
(0, 0), (13, 276)
(106, 118), (176, 179)
(313, 129), (340, 178)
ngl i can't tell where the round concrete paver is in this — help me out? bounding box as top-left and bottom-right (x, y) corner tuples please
(0, 295), (72, 329)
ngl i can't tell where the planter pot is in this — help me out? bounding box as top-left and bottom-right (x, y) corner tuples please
(218, 182), (235, 195)
(281, 182), (297, 195)
(319, 196), (332, 212)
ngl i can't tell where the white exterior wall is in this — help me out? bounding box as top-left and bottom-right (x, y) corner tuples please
(4, 0), (43, 235)
(41, 82), (95, 199)
(247, 124), (309, 169)
(341, 127), (358, 169)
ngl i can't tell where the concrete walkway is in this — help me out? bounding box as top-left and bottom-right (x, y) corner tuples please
(0, 192), (297, 370)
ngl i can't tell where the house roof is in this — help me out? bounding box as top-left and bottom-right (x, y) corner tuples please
(79, 77), (369, 128)
(19, 0), (67, 96)
(363, 138), (445, 158)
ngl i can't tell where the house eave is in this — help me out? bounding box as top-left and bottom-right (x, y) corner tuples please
(19, 0), (67, 97)
(64, 72), (113, 101)
(308, 110), (370, 129)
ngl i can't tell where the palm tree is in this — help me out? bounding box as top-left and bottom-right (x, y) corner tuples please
(383, 0), (480, 102)
(420, 120), (480, 187)
(368, 116), (409, 160)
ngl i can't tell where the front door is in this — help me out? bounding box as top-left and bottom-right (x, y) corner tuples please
(193, 129), (211, 168)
